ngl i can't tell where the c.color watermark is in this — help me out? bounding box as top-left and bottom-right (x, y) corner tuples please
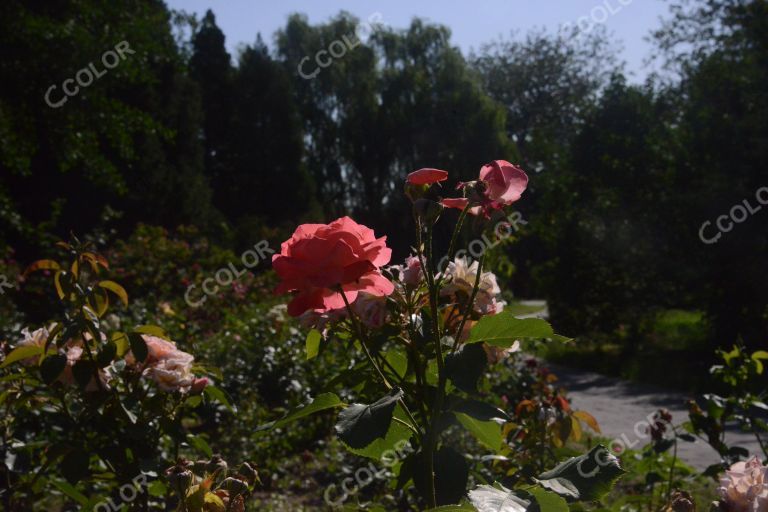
(561, 0), (633, 39)
(45, 41), (134, 109)
(699, 186), (768, 245)
(184, 241), (274, 308)
(576, 409), (672, 478)
(298, 13), (384, 80)
(437, 211), (527, 272)
(93, 474), (148, 511)
(0, 274), (14, 295)
(323, 439), (413, 507)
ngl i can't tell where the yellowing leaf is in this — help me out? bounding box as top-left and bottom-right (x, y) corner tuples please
(573, 410), (601, 433)
(98, 280), (128, 307)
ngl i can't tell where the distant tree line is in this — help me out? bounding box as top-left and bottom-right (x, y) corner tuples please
(0, 0), (765, 348)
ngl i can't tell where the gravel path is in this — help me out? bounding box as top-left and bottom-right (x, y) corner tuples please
(547, 362), (763, 470)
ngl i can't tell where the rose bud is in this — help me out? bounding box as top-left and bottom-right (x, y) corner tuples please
(413, 198), (443, 225)
(190, 377), (209, 395)
(206, 454), (228, 476)
(219, 477), (249, 495)
(165, 465), (193, 494)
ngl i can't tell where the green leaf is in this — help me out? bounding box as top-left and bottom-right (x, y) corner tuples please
(40, 354), (67, 384)
(1, 344), (44, 368)
(51, 479), (88, 506)
(455, 412), (503, 452)
(96, 341), (117, 367)
(385, 349), (409, 379)
(133, 324), (168, 338)
(468, 484), (530, 512)
(111, 331), (130, 356)
(414, 447), (469, 506)
(529, 487), (569, 512)
(305, 329), (321, 360)
(187, 434), (213, 457)
(335, 388), (404, 449)
(71, 360), (94, 389)
(450, 398), (510, 422)
(256, 392), (344, 431)
(128, 333), (148, 363)
(98, 280), (129, 307)
(535, 445), (625, 501)
(343, 404), (415, 460)
(445, 343), (487, 393)
(465, 312), (569, 347)
(203, 385), (237, 413)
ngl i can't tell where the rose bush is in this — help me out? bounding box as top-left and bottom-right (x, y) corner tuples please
(264, 160), (624, 510)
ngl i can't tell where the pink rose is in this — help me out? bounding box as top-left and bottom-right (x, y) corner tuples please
(273, 217), (394, 316)
(443, 160), (528, 218)
(406, 168), (448, 185)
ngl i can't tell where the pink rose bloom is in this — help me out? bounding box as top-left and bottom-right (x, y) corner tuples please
(440, 256), (505, 315)
(125, 335), (193, 366)
(273, 217), (394, 316)
(406, 168), (448, 185)
(717, 456), (768, 511)
(352, 292), (388, 328)
(400, 255), (423, 286)
(145, 358), (195, 392)
(442, 160), (528, 218)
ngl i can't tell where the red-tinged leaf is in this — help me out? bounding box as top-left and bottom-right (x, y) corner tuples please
(23, 259), (61, 277)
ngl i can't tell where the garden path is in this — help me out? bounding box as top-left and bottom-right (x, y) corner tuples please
(549, 362), (763, 470)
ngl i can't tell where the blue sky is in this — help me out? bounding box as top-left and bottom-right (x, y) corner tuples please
(165, 0), (670, 81)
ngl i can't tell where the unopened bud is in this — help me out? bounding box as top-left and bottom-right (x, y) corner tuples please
(239, 462), (260, 485)
(405, 182), (430, 203)
(164, 465), (193, 495)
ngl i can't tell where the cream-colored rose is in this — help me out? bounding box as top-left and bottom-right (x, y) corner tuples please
(15, 326), (51, 365)
(717, 456), (768, 512)
(440, 256), (505, 315)
(145, 357), (195, 392)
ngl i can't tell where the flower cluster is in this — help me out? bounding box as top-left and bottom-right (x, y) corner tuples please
(717, 456), (768, 512)
(13, 328), (206, 393)
(16, 326), (110, 390)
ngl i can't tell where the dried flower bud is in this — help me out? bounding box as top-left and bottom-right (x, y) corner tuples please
(206, 454), (228, 476)
(238, 462), (260, 485)
(219, 477), (249, 495)
(164, 464), (193, 494)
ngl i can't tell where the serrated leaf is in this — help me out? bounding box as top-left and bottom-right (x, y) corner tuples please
(535, 445), (625, 501)
(256, 392), (344, 431)
(335, 388), (404, 449)
(529, 487), (569, 512)
(343, 404), (414, 460)
(465, 312), (568, 347)
(305, 329), (321, 360)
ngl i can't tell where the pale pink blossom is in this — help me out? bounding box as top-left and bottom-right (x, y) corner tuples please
(352, 292), (388, 328)
(717, 456), (768, 512)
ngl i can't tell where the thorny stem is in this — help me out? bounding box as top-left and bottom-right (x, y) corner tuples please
(445, 205), (470, 268)
(416, 220), (444, 509)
